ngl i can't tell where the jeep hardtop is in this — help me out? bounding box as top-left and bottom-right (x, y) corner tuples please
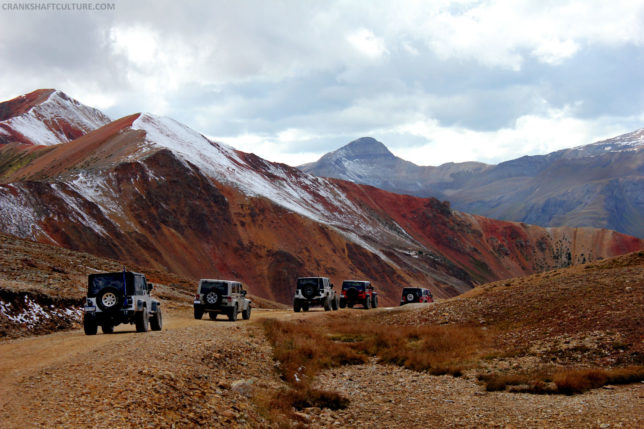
(83, 271), (162, 335)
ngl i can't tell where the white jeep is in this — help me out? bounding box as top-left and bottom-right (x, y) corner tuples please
(83, 271), (162, 335)
(293, 277), (339, 312)
(193, 279), (252, 321)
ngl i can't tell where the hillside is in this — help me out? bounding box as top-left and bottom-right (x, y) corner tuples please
(301, 130), (644, 237)
(0, 90), (642, 307)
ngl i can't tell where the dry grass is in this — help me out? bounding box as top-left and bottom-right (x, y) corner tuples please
(478, 366), (644, 394)
(262, 314), (491, 384)
(259, 314), (491, 425)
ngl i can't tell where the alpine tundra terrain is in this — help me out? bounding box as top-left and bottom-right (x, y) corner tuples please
(0, 89), (643, 307)
(0, 238), (642, 427)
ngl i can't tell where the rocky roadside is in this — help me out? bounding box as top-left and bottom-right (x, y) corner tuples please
(307, 358), (644, 428)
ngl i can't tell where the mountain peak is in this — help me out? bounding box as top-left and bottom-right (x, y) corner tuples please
(0, 88), (111, 146)
(339, 137), (393, 158)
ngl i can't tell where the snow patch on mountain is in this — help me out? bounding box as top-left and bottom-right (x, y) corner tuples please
(0, 90), (110, 145)
(131, 114), (378, 236)
(0, 184), (47, 239)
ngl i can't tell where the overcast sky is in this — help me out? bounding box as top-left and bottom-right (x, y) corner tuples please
(1, 0), (643, 166)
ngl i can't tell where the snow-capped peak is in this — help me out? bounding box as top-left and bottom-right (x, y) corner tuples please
(0, 89), (111, 146)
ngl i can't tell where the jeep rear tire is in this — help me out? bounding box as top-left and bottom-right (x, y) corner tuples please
(332, 295), (339, 311)
(96, 287), (122, 312)
(294, 300), (301, 312)
(242, 305), (251, 320)
(194, 307), (204, 319)
(365, 296), (372, 309)
(209, 311), (218, 320)
(204, 291), (219, 306)
(228, 305), (238, 321)
(150, 308), (163, 331)
(339, 298), (346, 308)
(101, 323), (114, 334)
(83, 314), (97, 335)
(372, 295), (378, 308)
(302, 284), (316, 299)
(135, 308), (149, 332)
(302, 302), (310, 312)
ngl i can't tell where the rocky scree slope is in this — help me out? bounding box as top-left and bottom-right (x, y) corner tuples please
(302, 131), (644, 238)
(0, 90), (642, 305)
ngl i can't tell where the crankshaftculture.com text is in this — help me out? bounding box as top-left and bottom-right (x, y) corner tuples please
(2, 2), (115, 11)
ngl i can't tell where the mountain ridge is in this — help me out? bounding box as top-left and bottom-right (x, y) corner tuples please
(301, 130), (644, 237)
(0, 89), (642, 304)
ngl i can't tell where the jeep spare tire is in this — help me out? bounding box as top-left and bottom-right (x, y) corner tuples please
(346, 288), (358, 300)
(301, 284), (316, 299)
(406, 293), (415, 302)
(96, 287), (122, 312)
(204, 291), (219, 305)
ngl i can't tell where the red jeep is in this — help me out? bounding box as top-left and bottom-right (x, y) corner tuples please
(339, 280), (378, 309)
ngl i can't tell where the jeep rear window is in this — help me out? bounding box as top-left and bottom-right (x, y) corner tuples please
(342, 281), (366, 291)
(200, 281), (228, 294)
(402, 288), (421, 296)
(297, 278), (321, 289)
(88, 272), (134, 297)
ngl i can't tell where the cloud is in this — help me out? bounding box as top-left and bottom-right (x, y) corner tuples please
(347, 28), (389, 59)
(0, 0), (642, 167)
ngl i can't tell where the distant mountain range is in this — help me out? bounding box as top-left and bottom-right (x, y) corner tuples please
(0, 89), (642, 304)
(300, 131), (644, 238)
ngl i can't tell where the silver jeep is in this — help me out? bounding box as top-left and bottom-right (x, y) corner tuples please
(194, 279), (252, 321)
(293, 276), (339, 312)
(83, 271), (162, 335)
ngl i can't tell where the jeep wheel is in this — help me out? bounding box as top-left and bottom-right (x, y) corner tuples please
(194, 306), (204, 319)
(101, 323), (114, 334)
(204, 291), (219, 306)
(365, 296), (372, 309)
(302, 303), (310, 312)
(150, 308), (163, 331)
(348, 303), (354, 308)
(209, 311), (218, 320)
(406, 293), (415, 302)
(135, 308), (149, 332)
(83, 314), (97, 335)
(323, 296), (331, 311)
(302, 284), (317, 299)
(228, 305), (238, 321)
(242, 305), (251, 320)
(96, 287), (122, 312)
(372, 295), (378, 308)
(332, 295), (339, 311)
(293, 300), (301, 312)
(339, 298), (346, 309)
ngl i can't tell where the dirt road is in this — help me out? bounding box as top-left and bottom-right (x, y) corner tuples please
(1, 305), (642, 428)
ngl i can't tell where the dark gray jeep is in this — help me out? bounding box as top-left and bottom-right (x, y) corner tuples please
(193, 279), (252, 321)
(83, 271), (162, 335)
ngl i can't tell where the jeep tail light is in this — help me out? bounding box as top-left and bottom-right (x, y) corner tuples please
(227, 297), (232, 303)
(195, 294), (200, 299)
